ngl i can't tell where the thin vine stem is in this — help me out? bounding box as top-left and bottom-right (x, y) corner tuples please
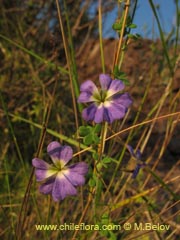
(113, 0), (131, 70)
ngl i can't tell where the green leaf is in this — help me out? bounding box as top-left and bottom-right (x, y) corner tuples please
(92, 152), (99, 160)
(83, 133), (93, 145)
(127, 34), (134, 38)
(108, 231), (117, 240)
(113, 65), (119, 75)
(101, 213), (110, 224)
(128, 23), (137, 29)
(93, 134), (100, 144)
(102, 157), (113, 164)
(100, 228), (109, 237)
(95, 178), (102, 204)
(113, 66), (130, 85)
(126, 16), (132, 26)
(135, 33), (141, 39)
(112, 22), (122, 31)
(121, 78), (130, 85)
(127, 33), (141, 40)
(94, 124), (101, 133)
(88, 178), (96, 187)
(79, 126), (91, 136)
(96, 162), (103, 171)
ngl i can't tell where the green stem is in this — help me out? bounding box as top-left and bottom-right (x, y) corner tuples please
(93, 122), (108, 215)
(148, 0), (174, 76)
(0, 34), (68, 75)
(98, 0), (105, 73)
(0, 91), (26, 173)
(97, 122), (108, 163)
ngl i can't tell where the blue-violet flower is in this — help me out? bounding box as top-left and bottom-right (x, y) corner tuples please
(78, 74), (132, 123)
(127, 144), (146, 179)
(32, 141), (88, 201)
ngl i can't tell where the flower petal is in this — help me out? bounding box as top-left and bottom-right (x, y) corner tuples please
(132, 163), (146, 178)
(99, 74), (112, 90)
(34, 168), (57, 181)
(106, 79), (125, 98)
(80, 80), (98, 94)
(126, 145), (136, 158)
(103, 107), (111, 123)
(132, 164), (141, 179)
(104, 102), (127, 123)
(39, 177), (55, 194)
(32, 158), (56, 182)
(65, 173), (85, 186)
(47, 141), (62, 164)
(94, 103), (104, 123)
(68, 162), (88, 175)
(78, 91), (94, 103)
(113, 93), (132, 108)
(82, 103), (97, 122)
(69, 162), (89, 175)
(59, 145), (73, 166)
(32, 158), (51, 169)
(52, 173), (77, 201)
(127, 145), (142, 160)
(135, 149), (142, 160)
(67, 162), (89, 186)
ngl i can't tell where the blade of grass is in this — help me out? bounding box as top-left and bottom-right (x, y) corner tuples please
(63, 0), (80, 100)
(0, 34), (68, 75)
(113, 0), (130, 70)
(4, 156), (15, 236)
(148, 0), (174, 76)
(146, 168), (179, 201)
(98, 0), (105, 73)
(55, 0), (81, 155)
(109, 175), (179, 211)
(174, 0), (180, 55)
(0, 90), (26, 174)
(8, 113), (93, 153)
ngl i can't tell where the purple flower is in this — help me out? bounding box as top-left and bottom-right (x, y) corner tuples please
(127, 145), (142, 161)
(127, 145), (146, 178)
(78, 74), (132, 123)
(131, 163), (146, 179)
(32, 141), (88, 201)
